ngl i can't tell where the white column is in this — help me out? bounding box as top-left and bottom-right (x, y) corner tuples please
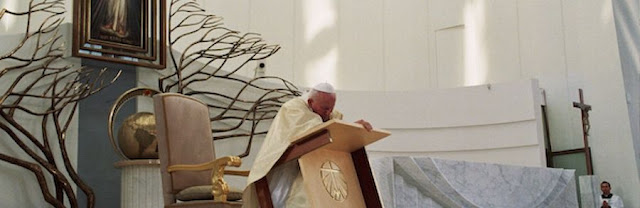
(115, 159), (163, 208)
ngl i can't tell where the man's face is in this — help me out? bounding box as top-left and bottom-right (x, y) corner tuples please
(308, 92), (336, 122)
(601, 183), (611, 195)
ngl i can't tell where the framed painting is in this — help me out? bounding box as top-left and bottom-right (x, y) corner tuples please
(73, 0), (166, 69)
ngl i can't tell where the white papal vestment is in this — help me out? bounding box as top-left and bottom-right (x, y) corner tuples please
(242, 97), (342, 208)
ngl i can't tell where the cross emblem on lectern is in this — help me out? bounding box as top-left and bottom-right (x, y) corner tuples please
(320, 160), (348, 201)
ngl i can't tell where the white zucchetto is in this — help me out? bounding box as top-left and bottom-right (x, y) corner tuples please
(312, 82), (335, 93)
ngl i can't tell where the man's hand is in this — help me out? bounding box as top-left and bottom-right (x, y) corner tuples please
(355, 119), (373, 131)
(602, 201), (610, 208)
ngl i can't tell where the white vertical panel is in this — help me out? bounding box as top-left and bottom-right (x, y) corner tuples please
(383, 0), (430, 91)
(443, 0), (521, 87)
(250, 0), (296, 81)
(480, 0), (521, 84)
(435, 27), (465, 88)
(293, 0), (340, 88)
(337, 0), (384, 91)
(202, 0), (255, 78)
(429, 0), (465, 30)
(204, 0), (250, 32)
(517, 0), (578, 151)
(428, 0), (465, 89)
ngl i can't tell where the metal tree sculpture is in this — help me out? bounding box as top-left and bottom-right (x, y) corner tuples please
(0, 0), (119, 207)
(162, 0), (301, 157)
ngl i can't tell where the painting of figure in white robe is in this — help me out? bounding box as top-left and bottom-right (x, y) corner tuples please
(90, 0), (143, 48)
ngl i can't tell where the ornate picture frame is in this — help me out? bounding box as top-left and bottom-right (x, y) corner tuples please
(72, 0), (166, 69)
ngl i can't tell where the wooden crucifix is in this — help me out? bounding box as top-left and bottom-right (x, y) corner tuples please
(572, 88), (593, 175)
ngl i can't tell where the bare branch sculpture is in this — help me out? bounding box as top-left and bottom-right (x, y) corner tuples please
(3, 0), (300, 206)
(163, 0), (301, 157)
(0, 0), (119, 207)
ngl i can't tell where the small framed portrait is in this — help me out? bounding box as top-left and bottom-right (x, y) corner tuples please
(73, 0), (166, 69)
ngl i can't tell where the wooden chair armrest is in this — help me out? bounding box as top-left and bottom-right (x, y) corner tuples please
(168, 161), (249, 176)
(167, 160), (217, 172)
(224, 170), (250, 176)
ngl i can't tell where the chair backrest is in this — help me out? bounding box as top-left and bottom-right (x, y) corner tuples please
(154, 93), (216, 204)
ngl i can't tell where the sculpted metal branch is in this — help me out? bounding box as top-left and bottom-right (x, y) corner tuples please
(163, 0), (301, 157)
(0, 0), (119, 207)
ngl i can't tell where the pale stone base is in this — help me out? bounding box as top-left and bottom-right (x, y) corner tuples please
(115, 159), (163, 208)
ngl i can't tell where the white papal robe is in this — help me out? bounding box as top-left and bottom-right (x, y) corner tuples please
(242, 97), (342, 208)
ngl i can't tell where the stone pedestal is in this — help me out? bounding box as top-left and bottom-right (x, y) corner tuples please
(114, 159), (163, 208)
(579, 175), (600, 208)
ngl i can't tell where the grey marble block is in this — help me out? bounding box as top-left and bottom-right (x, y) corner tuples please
(371, 157), (578, 208)
(578, 175), (600, 208)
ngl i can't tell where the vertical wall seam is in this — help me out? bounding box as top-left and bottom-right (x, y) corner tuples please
(558, 0), (572, 120)
(516, 0), (523, 79)
(292, 0), (297, 84)
(382, 0), (387, 91)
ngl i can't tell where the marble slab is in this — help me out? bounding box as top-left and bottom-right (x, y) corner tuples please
(371, 157), (578, 208)
(578, 175), (600, 208)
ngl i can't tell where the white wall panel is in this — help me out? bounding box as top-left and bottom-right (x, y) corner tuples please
(339, 79), (539, 128)
(337, 0), (384, 91)
(249, 0), (296, 81)
(371, 121), (539, 152)
(337, 91), (430, 129)
(203, 0), (250, 32)
(293, 0), (340, 88)
(429, 0), (465, 30)
(337, 79), (545, 167)
(425, 80), (537, 127)
(428, 0), (465, 88)
(516, 0), (579, 151)
(201, 0), (256, 78)
(478, 0), (521, 84)
(383, 0), (430, 91)
(435, 27), (465, 88)
(368, 145), (544, 167)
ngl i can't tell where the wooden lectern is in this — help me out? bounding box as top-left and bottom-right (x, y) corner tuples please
(255, 119), (391, 208)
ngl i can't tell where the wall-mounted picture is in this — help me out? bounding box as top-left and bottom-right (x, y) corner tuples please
(90, 0), (145, 50)
(73, 0), (166, 69)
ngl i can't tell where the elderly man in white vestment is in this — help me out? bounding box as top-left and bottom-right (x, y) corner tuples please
(242, 83), (372, 207)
